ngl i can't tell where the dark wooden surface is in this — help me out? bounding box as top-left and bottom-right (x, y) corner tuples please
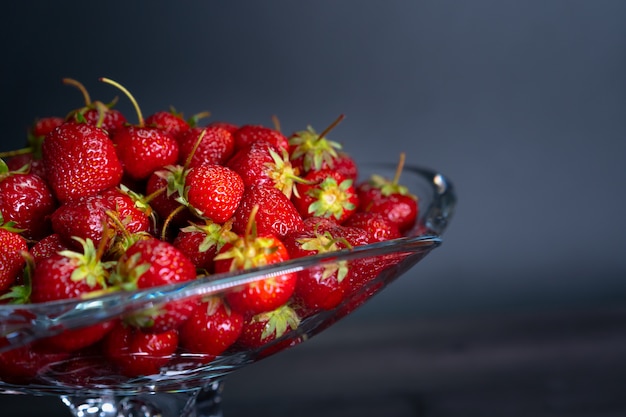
(2, 305), (626, 416)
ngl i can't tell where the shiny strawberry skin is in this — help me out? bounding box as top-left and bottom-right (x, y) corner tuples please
(0, 173), (56, 240)
(179, 297), (244, 358)
(232, 124), (289, 152)
(112, 126), (179, 181)
(30, 233), (69, 263)
(343, 211), (401, 242)
(30, 252), (105, 303)
(215, 235), (297, 316)
(177, 126), (235, 167)
(102, 322), (178, 377)
(185, 164), (244, 224)
(0, 228), (28, 292)
(118, 238), (198, 333)
(0, 344), (69, 384)
(80, 108), (127, 136)
(42, 121), (123, 203)
(232, 184), (304, 239)
(50, 188), (150, 251)
(31, 116), (65, 138)
(144, 110), (190, 139)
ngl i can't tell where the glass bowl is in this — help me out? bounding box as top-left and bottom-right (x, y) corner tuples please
(0, 162), (455, 417)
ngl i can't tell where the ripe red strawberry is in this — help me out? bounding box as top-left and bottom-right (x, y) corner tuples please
(227, 140), (304, 199)
(102, 322), (178, 377)
(32, 116), (66, 138)
(343, 211), (401, 242)
(293, 168), (359, 224)
(184, 164), (244, 224)
(50, 187), (151, 252)
(178, 296), (244, 360)
(288, 115), (345, 174)
(30, 237), (112, 303)
(356, 153), (418, 232)
(112, 237), (198, 333)
(144, 109), (191, 139)
(112, 125), (179, 181)
(173, 220), (238, 273)
(232, 184), (304, 239)
(284, 228), (352, 311)
(64, 77), (127, 136)
(41, 121), (123, 203)
(214, 211), (297, 316)
(232, 124), (289, 152)
(177, 126), (235, 168)
(0, 222), (28, 292)
(235, 304), (300, 349)
(0, 163), (57, 240)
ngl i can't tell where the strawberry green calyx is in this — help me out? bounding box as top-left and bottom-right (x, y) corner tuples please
(297, 231), (351, 282)
(307, 177), (356, 220)
(265, 147), (307, 199)
(289, 125), (342, 172)
(108, 252), (151, 292)
(0, 251), (34, 304)
(254, 304), (301, 341)
(214, 235), (279, 271)
(59, 237), (116, 290)
(0, 212), (25, 234)
(181, 219), (238, 254)
(368, 152), (416, 200)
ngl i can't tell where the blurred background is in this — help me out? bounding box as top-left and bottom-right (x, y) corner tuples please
(1, 1), (626, 415)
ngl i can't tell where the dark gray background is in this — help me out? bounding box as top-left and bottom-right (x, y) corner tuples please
(2, 1), (625, 317)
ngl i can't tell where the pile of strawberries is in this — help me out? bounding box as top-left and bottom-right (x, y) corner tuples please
(0, 78), (419, 383)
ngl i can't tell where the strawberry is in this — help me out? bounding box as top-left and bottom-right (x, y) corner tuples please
(232, 124), (289, 152)
(177, 126), (235, 168)
(343, 211), (401, 242)
(50, 187), (151, 252)
(41, 121), (123, 203)
(178, 296), (243, 360)
(293, 168), (359, 224)
(29, 237), (112, 303)
(101, 78), (180, 181)
(214, 208), (297, 316)
(112, 237), (198, 333)
(102, 322), (178, 377)
(232, 184), (304, 239)
(0, 219), (28, 292)
(183, 164), (244, 224)
(144, 108), (190, 139)
(0, 161), (57, 240)
(283, 228), (352, 311)
(28, 237), (116, 351)
(288, 114), (345, 174)
(356, 153), (418, 232)
(64, 78), (127, 136)
(226, 140), (304, 199)
(173, 220), (238, 274)
(235, 304), (300, 350)
(112, 125), (179, 181)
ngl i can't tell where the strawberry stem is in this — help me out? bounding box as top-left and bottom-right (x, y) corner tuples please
(317, 114), (345, 141)
(271, 114), (281, 132)
(0, 148), (33, 158)
(393, 152), (406, 185)
(183, 128), (208, 170)
(161, 204), (186, 241)
(99, 77), (144, 127)
(63, 78), (92, 106)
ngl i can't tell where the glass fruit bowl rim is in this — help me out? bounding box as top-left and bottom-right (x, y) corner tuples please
(0, 162), (455, 399)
